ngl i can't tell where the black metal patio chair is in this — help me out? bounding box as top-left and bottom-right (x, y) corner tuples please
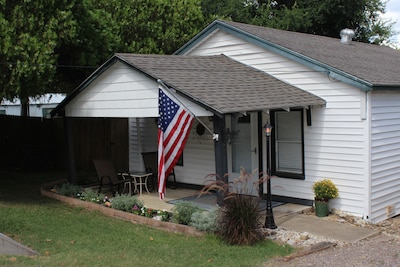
(92, 159), (131, 196)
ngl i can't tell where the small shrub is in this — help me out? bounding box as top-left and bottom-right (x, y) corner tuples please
(171, 201), (202, 225)
(55, 183), (83, 197)
(190, 206), (220, 232)
(111, 194), (143, 212)
(78, 188), (105, 204)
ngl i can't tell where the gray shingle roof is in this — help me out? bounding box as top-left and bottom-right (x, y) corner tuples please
(222, 20), (400, 87)
(116, 53), (325, 114)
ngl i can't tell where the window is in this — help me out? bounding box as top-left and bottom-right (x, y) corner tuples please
(271, 109), (304, 179)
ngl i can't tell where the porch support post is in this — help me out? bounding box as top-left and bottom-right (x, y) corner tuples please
(258, 112), (264, 197)
(213, 115), (228, 206)
(63, 115), (77, 184)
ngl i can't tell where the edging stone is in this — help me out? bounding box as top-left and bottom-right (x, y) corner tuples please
(40, 180), (203, 237)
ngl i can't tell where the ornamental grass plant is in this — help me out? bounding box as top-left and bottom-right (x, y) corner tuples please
(312, 179), (339, 200)
(200, 168), (266, 245)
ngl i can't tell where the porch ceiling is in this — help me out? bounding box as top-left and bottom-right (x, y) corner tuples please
(116, 53), (326, 115)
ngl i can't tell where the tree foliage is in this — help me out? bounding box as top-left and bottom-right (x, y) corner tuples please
(96, 0), (204, 55)
(0, 0), (203, 115)
(0, 0), (396, 116)
(0, 1), (64, 114)
(202, 0), (395, 44)
(0, 0), (121, 115)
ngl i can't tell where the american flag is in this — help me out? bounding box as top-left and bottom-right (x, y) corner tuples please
(158, 87), (194, 199)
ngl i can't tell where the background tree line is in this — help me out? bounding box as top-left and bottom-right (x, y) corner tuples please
(0, 0), (396, 115)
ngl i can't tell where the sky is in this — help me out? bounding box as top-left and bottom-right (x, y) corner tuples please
(382, 0), (400, 46)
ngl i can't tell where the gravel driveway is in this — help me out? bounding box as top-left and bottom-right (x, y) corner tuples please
(266, 238), (400, 267)
(264, 214), (400, 267)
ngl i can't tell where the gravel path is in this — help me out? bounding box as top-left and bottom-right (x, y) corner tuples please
(264, 214), (400, 267)
(266, 238), (400, 267)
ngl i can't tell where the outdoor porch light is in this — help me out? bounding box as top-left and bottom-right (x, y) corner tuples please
(263, 122), (277, 229)
(264, 123), (272, 137)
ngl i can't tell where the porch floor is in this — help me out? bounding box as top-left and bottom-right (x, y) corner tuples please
(133, 187), (311, 219)
(95, 182), (311, 218)
(137, 188), (202, 212)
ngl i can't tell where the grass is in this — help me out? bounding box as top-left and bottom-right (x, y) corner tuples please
(0, 170), (293, 266)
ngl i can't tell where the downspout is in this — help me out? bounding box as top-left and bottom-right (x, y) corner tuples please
(365, 91), (372, 221)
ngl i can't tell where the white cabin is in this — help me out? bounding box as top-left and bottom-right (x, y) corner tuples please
(53, 20), (400, 223)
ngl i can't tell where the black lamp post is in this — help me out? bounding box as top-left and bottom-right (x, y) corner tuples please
(264, 123), (277, 229)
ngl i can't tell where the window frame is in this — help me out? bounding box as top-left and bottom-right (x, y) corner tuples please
(270, 109), (305, 180)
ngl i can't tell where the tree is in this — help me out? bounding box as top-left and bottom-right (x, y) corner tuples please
(0, 1), (64, 116)
(201, 0), (254, 23)
(0, 0), (205, 116)
(201, 0), (395, 45)
(54, 1), (123, 93)
(98, 0), (204, 55)
(0, 1), (120, 115)
(295, 0), (393, 43)
(251, 1), (312, 31)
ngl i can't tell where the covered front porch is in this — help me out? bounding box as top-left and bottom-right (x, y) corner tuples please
(51, 53), (325, 203)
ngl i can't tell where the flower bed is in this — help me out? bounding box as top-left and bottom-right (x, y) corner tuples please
(40, 180), (203, 236)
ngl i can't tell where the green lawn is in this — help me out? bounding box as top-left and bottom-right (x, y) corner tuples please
(0, 171), (293, 267)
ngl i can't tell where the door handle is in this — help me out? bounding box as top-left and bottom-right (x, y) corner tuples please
(251, 147), (257, 154)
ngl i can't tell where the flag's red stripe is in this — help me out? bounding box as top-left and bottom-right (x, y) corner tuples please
(164, 114), (192, 170)
(164, 118), (193, 176)
(164, 112), (192, 161)
(163, 109), (187, 147)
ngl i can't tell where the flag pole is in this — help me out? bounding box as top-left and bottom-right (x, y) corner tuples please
(157, 79), (219, 141)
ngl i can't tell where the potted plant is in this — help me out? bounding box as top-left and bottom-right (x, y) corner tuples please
(312, 179), (339, 217)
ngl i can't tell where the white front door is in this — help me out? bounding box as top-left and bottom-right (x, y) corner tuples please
(227, 113), (259, 196)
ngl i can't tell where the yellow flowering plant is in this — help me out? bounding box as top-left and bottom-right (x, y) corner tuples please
(312, 179), (339, 200)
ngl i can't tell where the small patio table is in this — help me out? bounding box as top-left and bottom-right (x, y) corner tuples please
(130, 172), (152, 196)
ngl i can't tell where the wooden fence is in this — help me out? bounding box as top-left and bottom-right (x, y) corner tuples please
(0, 115), (128, 172)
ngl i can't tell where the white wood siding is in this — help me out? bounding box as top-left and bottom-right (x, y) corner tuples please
(178, 118), (216, 185)
(186, 30), (369, 218)
(66, 61), (213, 118)
(128, 117), (158, 172)
(66, 62), (159, 118)
(370, 92), (400, 223)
